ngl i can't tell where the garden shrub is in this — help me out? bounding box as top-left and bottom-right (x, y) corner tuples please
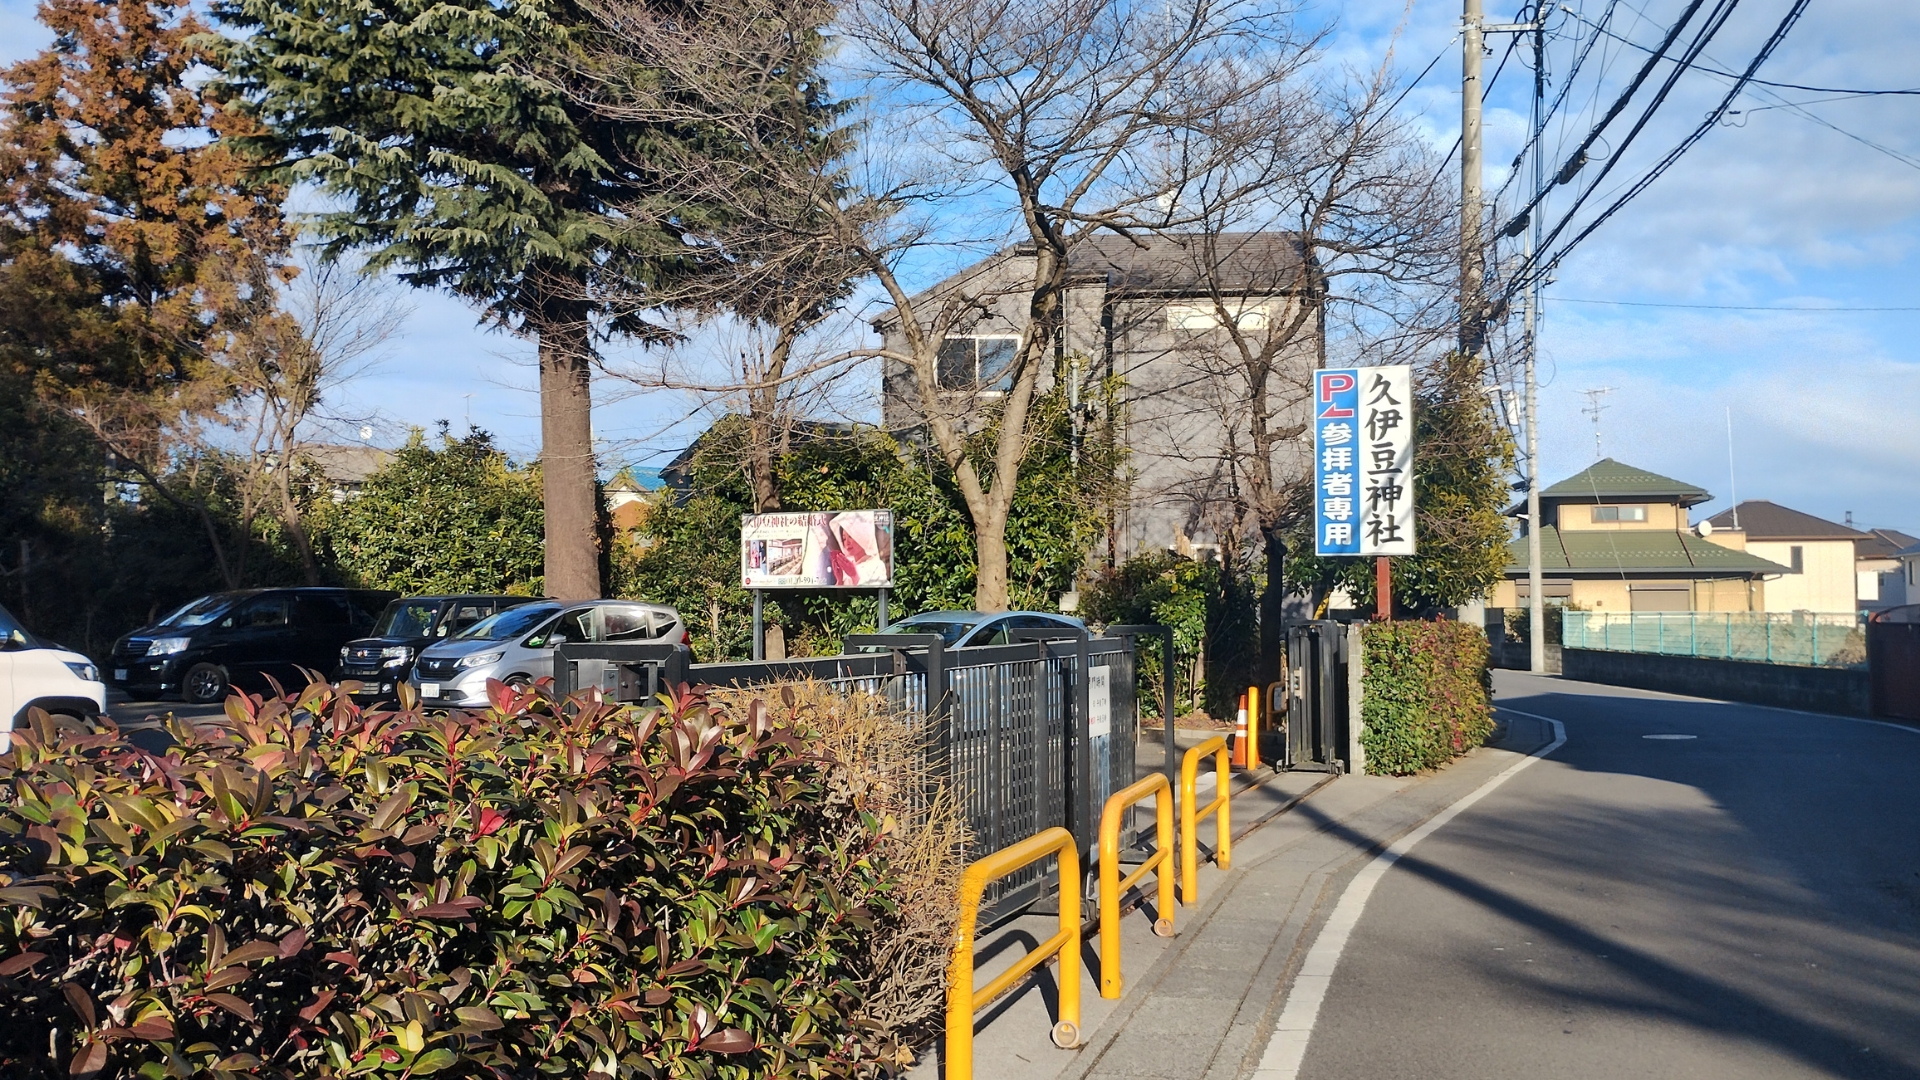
(0, 680), (917, 1079)
(1359, 619), (1495, 775)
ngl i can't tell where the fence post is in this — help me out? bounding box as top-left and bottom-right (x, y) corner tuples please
(1767, 617), (1774, 663)
(1726, 613), (1733, 659)
(1812, 618), (1820, 664)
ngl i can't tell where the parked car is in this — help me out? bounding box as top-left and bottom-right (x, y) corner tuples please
(1, 602), (106, 752)
(110, 588), (398, 704)
(409, 599), (687, 708)
(869, 610), (1088, 648)
(338, 595), (545, 705)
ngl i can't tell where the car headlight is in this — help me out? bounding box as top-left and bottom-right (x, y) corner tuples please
(146, 637), (191, 656)
(381, 646), (414, 667)
(456, 651), (504, 669)
(64, 661), (100, 682)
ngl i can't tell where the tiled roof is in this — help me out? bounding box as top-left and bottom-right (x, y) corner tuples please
(1855, 527), (1919, 560)
(1062, 232), (1308, 295)
(1704, 500), (1864, 541)
(1536, 459), (1713, 506)
(1504, 526), (1790, 576)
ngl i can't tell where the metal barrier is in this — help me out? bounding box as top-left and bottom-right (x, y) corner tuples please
(558, 631), (1151, 918)
(947, 827), (1083, 1078)
(1179, 735), (1232, 906)
(1285, 621), (1349, 772)
(1097, 774), (1176, 999)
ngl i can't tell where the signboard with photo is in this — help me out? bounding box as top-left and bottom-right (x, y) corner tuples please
(740, 510), (895, 589)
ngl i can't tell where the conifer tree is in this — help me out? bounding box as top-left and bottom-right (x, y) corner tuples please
(211, 0), (751, 598)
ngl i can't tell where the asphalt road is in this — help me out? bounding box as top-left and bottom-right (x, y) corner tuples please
(102, 691), (225, 753)
(1299, 671), (1920, 1080)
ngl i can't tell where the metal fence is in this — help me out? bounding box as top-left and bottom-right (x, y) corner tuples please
(555, 629), (1149, 917)
(1562, 610), (1866, 668)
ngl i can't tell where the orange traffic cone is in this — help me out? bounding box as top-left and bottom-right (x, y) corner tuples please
(1232, 690), (1249, 768)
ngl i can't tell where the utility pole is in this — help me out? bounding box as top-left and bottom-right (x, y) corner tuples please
(1524, 9), (1546, 675)
(1469, 3), (1543, 667)
(1460, 0), (1486, 359)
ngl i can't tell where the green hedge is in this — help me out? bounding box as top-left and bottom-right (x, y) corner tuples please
(0, 683), (906, 1079)
(1360, 620), (1495, 775)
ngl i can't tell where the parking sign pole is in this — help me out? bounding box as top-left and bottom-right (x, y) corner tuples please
(751, 589), (764, 661)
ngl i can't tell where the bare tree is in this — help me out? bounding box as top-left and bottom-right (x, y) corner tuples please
(1148, 63), (1458, 670)
(224, 254), (410, 582)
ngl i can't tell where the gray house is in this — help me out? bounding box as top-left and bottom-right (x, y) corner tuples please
(875, 232), (1323, 563)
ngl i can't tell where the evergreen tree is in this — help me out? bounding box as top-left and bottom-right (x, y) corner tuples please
(210, 0), (837, 599)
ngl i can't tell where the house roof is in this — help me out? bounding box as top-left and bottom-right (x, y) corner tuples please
(1704, 500), (1864, 541)
(1504, 526), (1790, 577)
(1540, 459), (1712, 505)
(873, 231), (1310, 328)
(1856, 527), (1920, 560)
(300, 444), (390, 484)
(1062, 232), (1309, 295)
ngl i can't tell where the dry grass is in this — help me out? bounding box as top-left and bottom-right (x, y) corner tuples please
(710, 680), (968, 1066)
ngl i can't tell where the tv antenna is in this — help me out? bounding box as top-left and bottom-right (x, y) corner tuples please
(1580, 387), (1616, 459)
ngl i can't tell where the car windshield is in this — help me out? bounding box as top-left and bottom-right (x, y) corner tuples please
(157, 594), (234, 628)
(883, 616), (979, 646)
(374, 600), (441, 638)
(0, 603), (33, 648)
(455, 603), (559, 641)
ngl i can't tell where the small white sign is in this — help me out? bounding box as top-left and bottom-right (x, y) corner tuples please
(420, 683), (440, 698)
(1087, 667), (1112, 738)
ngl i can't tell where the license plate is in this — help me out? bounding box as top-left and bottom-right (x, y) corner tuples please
(421, 683), (440, 698)
(114, 669), (128, 681)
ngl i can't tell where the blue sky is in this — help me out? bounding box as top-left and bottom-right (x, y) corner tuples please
(5, 0), (1915, 534)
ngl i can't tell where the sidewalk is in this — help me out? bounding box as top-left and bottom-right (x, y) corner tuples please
(913, 712), (1561, 1080)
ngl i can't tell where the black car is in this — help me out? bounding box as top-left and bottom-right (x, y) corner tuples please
(338, 595), (544, 704)
(110, 588), (397, 704)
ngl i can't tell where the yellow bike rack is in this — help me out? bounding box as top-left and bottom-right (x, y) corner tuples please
(1098, 773), (1177, 998)
(946, 827), (1082, 1078)
(1180, 734), (1232, 906)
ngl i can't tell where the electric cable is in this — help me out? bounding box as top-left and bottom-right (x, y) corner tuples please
(1562, 5), (1920, 95)
(1523, 0), (1816, 289)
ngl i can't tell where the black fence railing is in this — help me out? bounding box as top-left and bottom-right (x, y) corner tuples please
(556, 631), (1153, 917)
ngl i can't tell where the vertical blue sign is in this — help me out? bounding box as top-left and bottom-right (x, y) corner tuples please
(1314, 368), (1360, 556)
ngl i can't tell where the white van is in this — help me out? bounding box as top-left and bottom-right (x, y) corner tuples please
(1, 603), (106, 752)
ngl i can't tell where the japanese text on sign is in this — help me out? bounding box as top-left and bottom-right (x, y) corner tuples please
(1314, 366), (1415, 556)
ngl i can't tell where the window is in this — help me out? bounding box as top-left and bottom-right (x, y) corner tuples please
(1166, 302), (1268, 332)
(1590, 505), (1648, 523)
(936, 335), (1019, 390)
(1789, 545), (1804, 574)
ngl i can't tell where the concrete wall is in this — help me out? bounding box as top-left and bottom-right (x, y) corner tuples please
(1562, 647), (1871, 718)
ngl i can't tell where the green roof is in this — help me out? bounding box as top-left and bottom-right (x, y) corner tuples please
(1504, 526), (1791, 577)
(1533, 459), (1713, 507)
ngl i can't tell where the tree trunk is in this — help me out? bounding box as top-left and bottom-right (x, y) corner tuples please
(974, 515), (1010, 611)
(1260, 526), (1287, 682)
(277, 470), (322, 586)
(539, 319), (602, 599)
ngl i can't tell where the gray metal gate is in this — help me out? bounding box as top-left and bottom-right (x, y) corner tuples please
(1285, 621), (1348, 773)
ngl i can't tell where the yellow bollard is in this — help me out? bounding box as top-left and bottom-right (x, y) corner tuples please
(946, 828), (1082, 1079)
(1245, 683), (1262, 770)
(1098, 773), (1177, 999)
(1180, 734), (1232, 906)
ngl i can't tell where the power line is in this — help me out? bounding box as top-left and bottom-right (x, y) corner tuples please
(1547, 296), (1920, 311)
(1562, 6), (1920, 96)
(1528, 0), (1816, 283)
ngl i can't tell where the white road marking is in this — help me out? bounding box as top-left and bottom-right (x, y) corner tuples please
(1643, 734), (1698, 740)
(1249, 707), (1567, 1080)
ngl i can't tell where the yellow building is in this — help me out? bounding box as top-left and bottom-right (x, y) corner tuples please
(1702, 501), (1867, 614)
(1491, 459), (1788, 613)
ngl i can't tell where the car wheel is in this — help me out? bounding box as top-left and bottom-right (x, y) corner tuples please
(182, 663), (230, 705)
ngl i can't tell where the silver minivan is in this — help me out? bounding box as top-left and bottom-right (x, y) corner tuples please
(408, 599), (686, 707)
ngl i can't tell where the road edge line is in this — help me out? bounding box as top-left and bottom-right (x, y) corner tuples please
(1247, 708), (1567, 1080)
